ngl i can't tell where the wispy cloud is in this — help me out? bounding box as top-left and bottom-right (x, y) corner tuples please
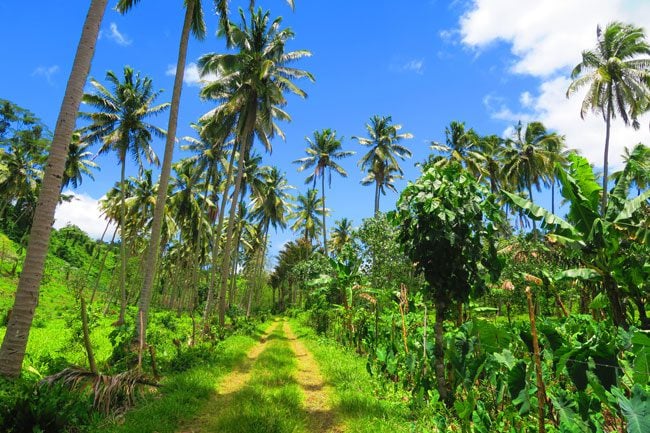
(402, 59), (425, 74)
(165, 62), (219, 87)
(32, 65), (59, 85)
(106, 22), (131, 46)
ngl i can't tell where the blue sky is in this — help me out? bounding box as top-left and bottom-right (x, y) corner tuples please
(1, 0), (649, 255)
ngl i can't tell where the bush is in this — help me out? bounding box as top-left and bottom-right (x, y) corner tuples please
(0, 381), (96, 433)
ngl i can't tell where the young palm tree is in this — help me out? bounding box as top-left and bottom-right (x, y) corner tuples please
(501, 121), (556, 231)
(63, 132), (99, 190)
(294, 129), (354, 255)
(79, 66), (169, 325)
(199, 7), (313, 326)
(353, 115), (412, 214)
(567, 21), (650, 213)
(0, 0), (109, 378)
(290, 189), (327, 246)
(329, 217), (354, 255)
(116, 0), (206, 343)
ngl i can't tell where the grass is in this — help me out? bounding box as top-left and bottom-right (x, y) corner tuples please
(90, 324), (267, 433)
(181, 321), (310, 433)
(289, 317), (439, 433)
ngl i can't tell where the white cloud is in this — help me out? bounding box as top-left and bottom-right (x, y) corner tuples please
(32, 65), (59, 84)
(458, 0), (650, 168)
(54, 192), (115, 240)
(107, 22), (131, 46)
(402, 59), (425, 74)
(165, 62), (219, 87)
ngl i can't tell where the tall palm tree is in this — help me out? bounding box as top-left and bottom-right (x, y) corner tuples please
(329, 217), (353, 255)
(359, 160), (404, 205)
(294, 129), (354, 255)
(116, 0), (206, 344)
(567, 21), (650, 213)
(474, 134), (504, 195)
(430, 121), (483, 177)
(63, 132), (99, 190)
(79, 66), (169, 325)
(290, 188), (327, 245)
(199, 7), (313, 326)
(215, 0), (294, 46)
(353, 115), (412, 214)
(501, 121), (555, 231)
(0, 0), (108, 378)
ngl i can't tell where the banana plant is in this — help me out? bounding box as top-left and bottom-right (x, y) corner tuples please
(505, 152), (650, 329)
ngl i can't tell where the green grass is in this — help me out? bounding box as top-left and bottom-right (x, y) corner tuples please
(289, 317), (439, 433)
(185, 322), (309, 433)
(90, 324), (268, 433)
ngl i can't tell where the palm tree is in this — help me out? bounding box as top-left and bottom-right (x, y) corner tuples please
(430, 121), (483, 177)
(567, 21), (650, 213)
(290, 188), (327, 245)
(0, 0), (108, 378)
(501, 121), (555, 231)
(199, 7), (313, 326)
(474, 134), (504, 195)
(117, 0), (206, 344)
(215, 0), (294, 45)
(360, 160), (404, 206)
(63, 132), (99, 190)
(329, 218), (353, 255)
(79, 66), (169, 325)
(353, 115), (412, 214)
(294, 129), (354, 255)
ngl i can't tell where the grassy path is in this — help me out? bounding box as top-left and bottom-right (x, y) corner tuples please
(179, 319), (343, 433)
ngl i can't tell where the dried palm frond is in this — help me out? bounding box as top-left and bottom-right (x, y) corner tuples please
(41, 367), (158, 415)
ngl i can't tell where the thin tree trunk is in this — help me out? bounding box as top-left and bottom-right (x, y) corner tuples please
(434, 298), (449, 404)
(80, 297), (97, 374)
(321, 174), (328, 255)
(90, 226), (117, 304)
(137, 0), (194, 345)
(527, 180), (537, 232)
(551, 177), (556, 215)
(203, 148), (237, 331)
(218, 98), (257, 326)
(116, 160), (128, 326)
(0, 0), (108, 378)
(374, 179), (380, 215)
(602, 105), (611, 215)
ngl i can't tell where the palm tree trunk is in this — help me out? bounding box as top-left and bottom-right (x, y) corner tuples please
(90, 226), (117, 304)
(137, 0), (194, 344)
(217, 98), (257, 326)
(374, 180), (380, 215)
(0, 0), (108, 378)
(203, 148), (237, 331)
(602, 105), (611, 215)
(551, 177), (556, 215)
(527, 180), (537, 232)
(116, 160), (128, 326)
(321, 174), (327, 255)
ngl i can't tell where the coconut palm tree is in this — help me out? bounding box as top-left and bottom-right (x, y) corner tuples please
(430, 121), (483, 177)
(501, 121), (556, 231)
(63, 132), (99, 190)
(199, 6), (313, 326)
(294, 129), (354, 255)
(329, 217), (353, 255)
(290, 188), (327, 246)
(79, 66), (169, 325)
(567, 21), (650, 213)
(215, 0), (294, 46)
(117, 0), (206, 343)
(360, 160), (404, 209)
(612, 143), (650, 196)
(0, 0), (108, 378)
(353, 115), (413, 214)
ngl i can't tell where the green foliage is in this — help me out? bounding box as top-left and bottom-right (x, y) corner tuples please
(394, 163), (501, 305)
(0, 381), (95, 433)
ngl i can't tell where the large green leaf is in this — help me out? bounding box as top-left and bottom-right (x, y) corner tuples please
(503, 190), (578, 238)
(556, 156), (600, 234)
(614, 188), (650, 224)
(612, 385), (650, 433)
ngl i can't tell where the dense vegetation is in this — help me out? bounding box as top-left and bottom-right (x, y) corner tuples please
(0, 2), (649, 432)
